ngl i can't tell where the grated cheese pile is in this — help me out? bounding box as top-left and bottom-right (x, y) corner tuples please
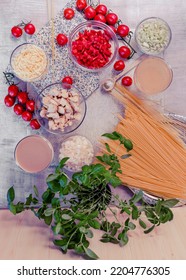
(12, 44), (47, 82)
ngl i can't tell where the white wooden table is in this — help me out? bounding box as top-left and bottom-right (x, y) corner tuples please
(0, 0), (186, 260)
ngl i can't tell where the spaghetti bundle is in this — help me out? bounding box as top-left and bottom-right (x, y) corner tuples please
(102, 83), (186, 199)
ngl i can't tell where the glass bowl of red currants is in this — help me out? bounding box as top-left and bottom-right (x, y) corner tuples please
(35, 82), (87, 135)
(68, 20), (119, 72)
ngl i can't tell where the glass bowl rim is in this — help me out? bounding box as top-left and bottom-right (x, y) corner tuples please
(134, 16), (172, 55)
(14, 134), (54, 173)
(68, 20), (119, 72)
(10, 42), (48, 82)
(35, 82), (87, 135)
(134, 55), (173, 95)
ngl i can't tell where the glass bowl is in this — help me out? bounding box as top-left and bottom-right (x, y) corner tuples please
(35, 82), (87, 135)
(134, 56), (173, 95)
(10, 43), (48, 82)
(68, 20), (119, 72)
(59, 135), (94, 172)
(134, 17), (172, 55)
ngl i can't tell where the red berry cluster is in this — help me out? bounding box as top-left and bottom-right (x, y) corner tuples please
(4, 84), (40, 130)
(11, 22), (36, 38)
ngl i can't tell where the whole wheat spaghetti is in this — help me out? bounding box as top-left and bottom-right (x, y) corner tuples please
(101, 83), (186, 199)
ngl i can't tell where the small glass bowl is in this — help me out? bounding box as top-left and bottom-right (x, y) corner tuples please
(59, 135), (94, 172)
(10, 43), (48, 82)
(134, 17), (172, 55)
(35, 82), (87, 135)
(14, 135), (54, 173)
(134, 56), (173, 95)
(68, 20), (119, 72)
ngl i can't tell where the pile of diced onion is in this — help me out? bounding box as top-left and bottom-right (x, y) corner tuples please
(59, 135), (94, 172)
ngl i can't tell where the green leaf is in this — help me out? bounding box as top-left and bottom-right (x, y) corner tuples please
(54, 222), (61, 235)
(144, 225), (155, 234)
(7, 186), (15, 203)
(8, 202), (17, 215)
(33, 185), (39, 197)
(25, 194), (33, 206)
(92, 164), (106, 174)
(42, 189), (55, 203)
(139, 219), (147, 229)
(75, 244), (85, 254)
(121, 154), (132, 159)
(46, 173), (60, 183)
(62, 214), (71, 220)
(58, 157), (69, 169)
(88, 210), (99, 219)
(59, 174), (68, 188)
(124, 139), (133, 151)
(51, 197), (60, 208)
(54, 239), (67, 247)
(161, 199), (179, 208)
(130, 190), (143, 204)
(132, 205), (140, 220)
(100, 238), (110, 243)
(105, 143), (111, 152)
(79, 226), (88, 234)
(88, 219), (100, 229)
(44, 208), (55, 216)
(109, 176), (122, 187)
(128, 222), (136, 230)
(44, 214), (52, 225)
(47, 180), (61, 192)
(119, 232), (129, 246)
(155, 200), (162, 215)
(84, 247), (99, 260)
(86, 229), (93, 238)
(102, 133), (119, 140)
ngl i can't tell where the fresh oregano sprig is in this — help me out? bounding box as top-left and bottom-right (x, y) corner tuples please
(7, 137), (179, 259)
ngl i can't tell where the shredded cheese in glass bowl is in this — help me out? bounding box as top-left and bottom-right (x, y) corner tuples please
(10, 43), (48, 82)
(135, 17), (172, 55)
(59, 135), (94, 172)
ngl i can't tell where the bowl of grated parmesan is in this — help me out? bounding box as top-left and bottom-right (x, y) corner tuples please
(10, 43), (48, 82)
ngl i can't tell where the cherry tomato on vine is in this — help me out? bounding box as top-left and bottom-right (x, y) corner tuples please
(56, 33), (68, 46)
(118, 46), (131, 59)
(84, 6), (96, 20)
(8, 84), (19, 97)
(106, 13), (118, 25)
(4, 95), (15, 107)
(22, 111), (33, 121)
(62, 76), (73, 85)
(26, 99), (35, 112)
(24, 23), (36, 35)
(117, 24), (129, 37)
(76, 0), (87, 11)
(121, 76), (133, 86)
(30, 119), (41, 130)
(114, 60), (125, 71)
(11, 26), (23, 38)
(95, 4), (107, 16)
(13, 104), (24, 115)
(64, 8), (75, 20)
(17, 92), (28, 104)
(94, 14), (106, 23)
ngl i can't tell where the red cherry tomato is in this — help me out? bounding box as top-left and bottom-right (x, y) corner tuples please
(22, 111), (33, 121)
(95, 4), (107, 16)
(122, 76), (133, 86)
(62, 76), (73, 85)
(64, 8), (75, 20)
(106, 13), (118, 25)
(30, 119), (41, 130)
(11, 26), (23, 38)
(24, 23), (36, 35)
(94, 14), (106, 23)
(8, 84), (19, 97)
(114, 60), (125, 71)
(26, 99), (35, 112)
(13, 104), (24, 115)
(4, 95), (15, 107)
(117, 24), (129, 37)
(76, 0), (87, 11)
(17, 92), (28, 104)
(84, 6), (96, 20)
(118, 46), (131, 59)
(56, 34), (68, 46)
